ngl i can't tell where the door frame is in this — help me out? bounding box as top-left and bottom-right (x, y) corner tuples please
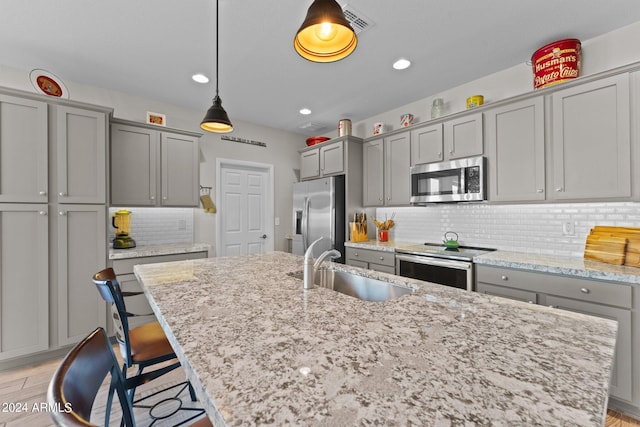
(216, 158), (275, 255)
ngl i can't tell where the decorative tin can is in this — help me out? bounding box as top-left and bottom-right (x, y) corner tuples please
(338, 119), (352, 136)
(531, 38), (581, 89)
(466, 95), (484, 109)
(373, 122), (384, 135)
(400, 113), (414, 127)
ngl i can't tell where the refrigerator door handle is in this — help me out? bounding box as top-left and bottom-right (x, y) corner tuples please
(302, 196), (310, 251)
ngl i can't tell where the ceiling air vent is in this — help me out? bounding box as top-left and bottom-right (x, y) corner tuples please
(341, 4), (373, 35)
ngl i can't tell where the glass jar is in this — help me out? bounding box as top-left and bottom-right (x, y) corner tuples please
(431, 98), (444, 119)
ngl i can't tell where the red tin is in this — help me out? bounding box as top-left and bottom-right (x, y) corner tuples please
(531, 38), (581, 89)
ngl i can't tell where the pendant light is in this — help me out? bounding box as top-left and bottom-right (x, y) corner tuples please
(294, 0), (357, 63)
(201, 0), (233, 133)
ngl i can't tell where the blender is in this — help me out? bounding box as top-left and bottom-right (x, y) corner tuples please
(112, 209), (137, 249)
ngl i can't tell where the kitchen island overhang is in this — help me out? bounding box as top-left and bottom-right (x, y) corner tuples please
(134, 251), (617, 426)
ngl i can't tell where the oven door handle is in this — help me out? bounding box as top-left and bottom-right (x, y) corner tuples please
(396, 254), (471, 270)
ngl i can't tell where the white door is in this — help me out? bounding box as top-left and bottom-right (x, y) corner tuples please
(217, 159), (274, 256)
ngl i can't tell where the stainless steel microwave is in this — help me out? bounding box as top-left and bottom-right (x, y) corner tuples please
(410, 156), (486, 204)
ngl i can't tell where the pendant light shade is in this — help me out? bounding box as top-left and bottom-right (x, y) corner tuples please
(201, 95), (232, 133)
(201, 0), (233, 133)
(294, 0), (357, 63)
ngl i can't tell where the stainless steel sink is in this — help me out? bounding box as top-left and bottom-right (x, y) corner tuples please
(288, 269), (414, 302)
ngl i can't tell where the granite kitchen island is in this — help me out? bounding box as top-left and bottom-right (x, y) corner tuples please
(134, 251), (617, 426)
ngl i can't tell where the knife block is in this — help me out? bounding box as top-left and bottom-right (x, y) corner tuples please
(350, 222), (368, 242)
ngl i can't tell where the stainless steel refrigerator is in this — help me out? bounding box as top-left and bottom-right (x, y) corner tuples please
(292, 175), (345, 263)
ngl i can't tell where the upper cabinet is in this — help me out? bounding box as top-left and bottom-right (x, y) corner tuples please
(53, 105), (107, 204)
(0, 95), (48, 203)
(485, 97), (545, 202)
(110, 119), (201, 207)
(550, 74), (631, 201)
(363, 132), (411, 207)
(409, 113), (483, 165)
(300, 139), (344, 180)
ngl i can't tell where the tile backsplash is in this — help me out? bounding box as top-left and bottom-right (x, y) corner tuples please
(376, 202), (640, 257)
(108, 207), (194, 247)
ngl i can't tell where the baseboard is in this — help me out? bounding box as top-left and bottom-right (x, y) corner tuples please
(609, 397), (640, 420)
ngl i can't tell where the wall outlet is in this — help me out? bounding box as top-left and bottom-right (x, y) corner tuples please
(562, 221), (575, 236)
(275, 217), (280, 226)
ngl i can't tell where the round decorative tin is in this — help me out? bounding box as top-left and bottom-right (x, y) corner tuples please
(531, 38), (581, 89)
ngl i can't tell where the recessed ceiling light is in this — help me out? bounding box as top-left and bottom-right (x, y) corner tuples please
(299, 108), (312, 115)
(192, 73), (209, 84)
(393, 58), (411, 70)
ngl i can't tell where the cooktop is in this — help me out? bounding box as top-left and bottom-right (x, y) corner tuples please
(397, 242), (496, 261)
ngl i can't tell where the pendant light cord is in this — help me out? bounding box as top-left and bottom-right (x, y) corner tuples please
(216, 0), (220, 98)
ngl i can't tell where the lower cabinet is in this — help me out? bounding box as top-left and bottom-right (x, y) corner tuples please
(56, 205), (107, 346)
(345, 247), (395, 274)
(110, 251), (208, 330)
(0, 205), (49, 361)
(476, 265), (633, 403)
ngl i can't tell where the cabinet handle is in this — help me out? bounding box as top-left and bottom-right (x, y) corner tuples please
(59, 192), (66, 197)
(150, 196), (155, 200)
(536, 189), (544, 193)
(437, 152), (442, 158)
(379, 256), (384, 261)
(379, 197), (383, 201)
(527, 301), (534, 304)
(386, 197), (391, 201)
(353, 252), (358, 257)
(39, 191), (47, 196)
(449, 150), (454, 155)
(39, 211), (47, 216)
(580, 287), (590, 294)
(59, 211), (66, 216)
(501, 275), (508, 281)
(549, 305), (556, 308)
(162, 196), (167, 200)
(555, 187), (563, 192)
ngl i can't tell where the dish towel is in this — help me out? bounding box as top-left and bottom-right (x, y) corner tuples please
(200, 194), (216, 213)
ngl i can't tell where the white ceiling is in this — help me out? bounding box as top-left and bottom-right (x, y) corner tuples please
(2, 1), (640, 136)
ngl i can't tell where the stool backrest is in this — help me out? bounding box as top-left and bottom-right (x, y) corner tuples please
(47, 327), (134, 427)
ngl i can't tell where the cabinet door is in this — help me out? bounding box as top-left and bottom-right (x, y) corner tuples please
(410, 123), (443, 165)
(56, 106), (106, 204)
(57, 205), (107, 346)
(551, 74), (631, 200)
(485, 97), (545, 201)
(161, 132), (199, 207)
(444, 112), (483, 159)
(300, 149), (320, 180)
(384, 132), (411, 206)
(545, 295), (632, 402)
(476, 282), (538, 304)
(0, 95), (48, 203)
(362, 139), (384, 206)
(110, 123), (158, 206)
(320, 140), (344, 176)
(0, 205), (48, 360)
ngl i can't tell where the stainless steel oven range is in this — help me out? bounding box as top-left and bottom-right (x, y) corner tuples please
(395, 243), (495, 291)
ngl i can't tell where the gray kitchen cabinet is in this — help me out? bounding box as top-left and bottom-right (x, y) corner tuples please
(300, 139), (344, 180)
(363, 132), (411, 207)
(110, 251), (208, 330)
(410, 123), (443, 165)
(0, 94), (48, 203)
(444, 112), (483, 160)
(345, 247), (395, 274)
(550, 73), (631, 201)
(0, 204), (49, 361)
(476, 264), (633, 402)
(110, 119), (200, 207)
(53, 105), (107, 204)
(485, 97), (546, 202)
(56, 204), (107, 346)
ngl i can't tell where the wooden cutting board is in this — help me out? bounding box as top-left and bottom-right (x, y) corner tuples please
(584, 226), (640, 267)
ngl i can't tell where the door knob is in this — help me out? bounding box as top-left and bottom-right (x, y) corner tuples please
(260, 234), (267, 239)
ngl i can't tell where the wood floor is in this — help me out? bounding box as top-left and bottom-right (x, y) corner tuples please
(0, 351), (639, 426)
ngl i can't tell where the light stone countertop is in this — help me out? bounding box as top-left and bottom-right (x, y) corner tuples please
(134, 251), (616, 426)
(345, 240), (640, 285)
(109, 242), (212, 260)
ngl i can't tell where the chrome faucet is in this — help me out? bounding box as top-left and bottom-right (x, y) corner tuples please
(303, 237), (341, 290)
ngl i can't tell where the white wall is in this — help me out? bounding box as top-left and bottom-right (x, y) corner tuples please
(0, 64), (306, 253)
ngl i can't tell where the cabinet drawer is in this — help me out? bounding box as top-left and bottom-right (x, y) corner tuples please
(370, 263), (396, 275)
(346, 259), (368, 269)
(345, 247), (395, 267)
(112, 251), (208, 275)
(476, 282), (538, 304)
(476, 265), (632, 308)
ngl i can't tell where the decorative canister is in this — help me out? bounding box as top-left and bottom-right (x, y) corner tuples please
(531, 38), (581, 89)
(466, 95), (484, 109)
(338, 119), (352, 136)
(373, 122), (385, 135)
(400, 113), (414, 127)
